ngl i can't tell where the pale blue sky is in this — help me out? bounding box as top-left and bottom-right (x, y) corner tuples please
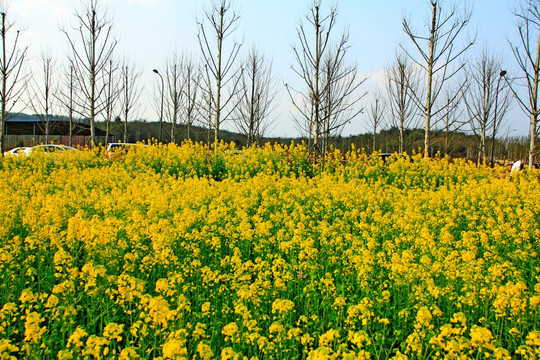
(10, 0), (528, 138)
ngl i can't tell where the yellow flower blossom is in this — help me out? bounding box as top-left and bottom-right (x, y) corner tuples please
(23, 312), (46, 343)
(82, 335), (108, 358)
(0, 339), (19, 360)
(319, 329), (339, 347)
(221, 347), (240, 360)
(222, 322), (240, 343)
(103, 322), (124, 342)
(201, 301), (211, 315)
(119, 347), (139, 360)
(162, 338), (187, 359)
(57, 349), (74, 360)
(67, 327), (88, 348)
(526, 331), (540, 346)
(197, 341), (213, 360)
(271, 299), (295, 315)
(1, 143), (539, 357)
(470, 325), (493, 348)
(307, 346), (338, 360)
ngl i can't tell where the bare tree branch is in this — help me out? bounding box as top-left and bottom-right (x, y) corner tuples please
(233, 47), (278, 147)
(60, 0), (117, 145)
(385, 52), (421, 153)
(119, 58), (142, 143)
(507, 0), (540, 168)
(289, 0), (364, 157)
(367, 92), (386, 153)
(27, 51), (56, 144)
(53, 59), (79, 147)
(463, 48), (511, 163)
(401, 0), (474, 157)
(197, 0), (243, 149)
(0, 7), (28, 154)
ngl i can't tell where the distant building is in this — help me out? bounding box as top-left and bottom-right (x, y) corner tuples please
(4, 114), (108, 148)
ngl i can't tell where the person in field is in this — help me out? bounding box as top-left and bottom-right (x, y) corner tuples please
(510, 159), (524, 180)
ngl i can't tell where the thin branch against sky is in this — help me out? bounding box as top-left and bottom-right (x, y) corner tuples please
(7, 0), (528, 138)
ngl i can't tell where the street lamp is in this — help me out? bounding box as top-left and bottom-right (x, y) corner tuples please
(491, 70), (507, 167)
(153, 69), (164, 143)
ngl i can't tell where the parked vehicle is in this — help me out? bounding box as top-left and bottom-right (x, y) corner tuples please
(3, 147), (32, 156)
(105, 143), (146, 159)
(31, 145), (79, 153)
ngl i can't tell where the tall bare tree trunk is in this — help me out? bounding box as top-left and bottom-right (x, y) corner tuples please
(44, 65), (50, 144)
(313, 5), (321, 155)
(386, 52), (418, 155)
(69, 65), (73, 147)
(54, 61), (77, 147)
(120, 61), (141, 144)
(289, 1), (363, 159)
(28, 52), (58, 146)
(214, 16), (222, 150)
(197, 0), (242, 152)
(182, 60), (199, 141)
(529, 30), (540, 169)
(507, 1), (540, 169)
(90, 9), (96, 144)
(0, 10), (27, 154)
(1, 13), (7, 153)
(424, 3), (436, 158)
(61, 0), (117, 147)
(104, 59), (115, 144)
(368, 95), (385, 153)
(233, 47), (276, 147)
(403, 0), (473, 158)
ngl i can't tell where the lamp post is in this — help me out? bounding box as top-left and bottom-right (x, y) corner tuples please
(153, 69), (164, 143)
(491, 70), (507, 167)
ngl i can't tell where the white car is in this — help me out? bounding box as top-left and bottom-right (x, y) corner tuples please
(3, 147), (32, 156)
(30, 144), (79, 153)
(105, 143), (146, 159)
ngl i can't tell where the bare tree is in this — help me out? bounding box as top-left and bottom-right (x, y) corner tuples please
(0, 7), (27, 154)
(402, 0), (474, 157)
(508, 1), (540, 169)
(440, 87), (466, 156)
(464, 48), (510, 163)
(119, 59), (142, 143)
(162, 53), (184, 144)
(287, 0), (363, 158)
(197, 0), (243, 149)
(28, 51), (56, 144)
(287, 0), (336, 155)
(54, 60), (78, 147)
(199, 64), (216, 148)
(61, 0), (117, 145)
(490, 71), (511, 166)
(102, 59), (120, 144)
(320, 36), (366, 157)
(366, 93), (386, 153)
(233, 47), (277, 147)
(181, 57), (200, 141)
(385, 52), (420, 154)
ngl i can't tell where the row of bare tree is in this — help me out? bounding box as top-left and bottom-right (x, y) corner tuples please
(0, 0), (142, 150)
(0, 0), (539, 167)
(366, 0), (539, 167)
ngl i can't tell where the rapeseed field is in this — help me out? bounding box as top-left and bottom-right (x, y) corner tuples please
(0, 142), (539, 359)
